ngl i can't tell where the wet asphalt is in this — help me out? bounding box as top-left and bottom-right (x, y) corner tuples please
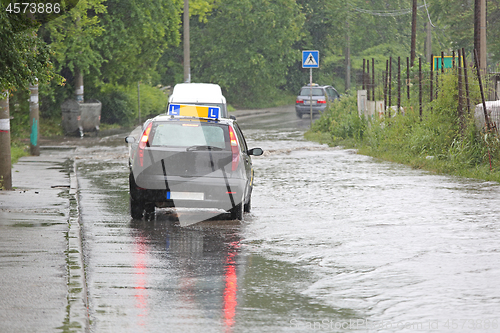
(0, 107), (289, 333)
(3, 105), (500, 333)
(0, 150), (87, 332)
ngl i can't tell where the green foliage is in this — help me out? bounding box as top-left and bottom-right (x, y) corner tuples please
(308, 71), (500, 182)
(96, 87), (133, 125)
(309, 94), (366, 143)
(0, 10), (56, 91)
(132, 84), (169, 120)
(44, 0), (106, 75)
(10, 144), (28, 167)
(191, 0), (304, 107)
(95, 84), (169, 126)
(4, 0), (500, 127)
(95, 0), (180, 86)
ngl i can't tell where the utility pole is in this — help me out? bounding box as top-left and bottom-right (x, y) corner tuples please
(480, 0), (487, 71)
(410, 0), (417, 66)
(474, 0), (487, 71)
(28, 13), (40, 156)
(345, 3), (351, 92)
(75, 68), (84, 102)
(183, 0), (190, 83)
(0, 91), (12, 190)
(426, 22), (432, 63)
(29, 80), (40, 156)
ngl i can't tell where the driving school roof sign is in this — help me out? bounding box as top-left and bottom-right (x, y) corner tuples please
(168, 104), (220, 119)
(302, 50), (319, 68)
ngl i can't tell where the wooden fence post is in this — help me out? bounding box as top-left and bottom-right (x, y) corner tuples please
(398, 57), (401, 114)
(372, 58), (375, 101)
(458, 49), (464, 133)
(430, 54), (434, 103)
(384, 59), (389, 115)
(407, 57), (410, 100)
(462, 48), (471, 114)
(419, 57), (423, 120)
(367, 59), (371, 100)
(388, 57), (392, 117)
(362, 59), (366, 90)
(474, 49), (491, 131)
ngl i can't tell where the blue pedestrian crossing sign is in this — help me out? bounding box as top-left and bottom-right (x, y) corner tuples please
(302, 50), (319, 68)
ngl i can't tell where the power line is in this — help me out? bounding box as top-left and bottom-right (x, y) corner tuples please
(350, 3), (425, 17)
(423, 0), (436, 27)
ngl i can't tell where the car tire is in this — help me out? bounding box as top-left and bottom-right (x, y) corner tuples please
(244, 195), (251, 213)
(230, 202), (244, 220)
(144, 203), (155, 221)
(130, 196), (144, 219)
(296, 112), (303, 119)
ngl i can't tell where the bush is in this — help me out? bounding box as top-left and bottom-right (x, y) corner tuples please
(98, 88), (133, 125)
(95, 84), (169, 126)
(308, 93), (366, 144)
(307, 71), (500, 182)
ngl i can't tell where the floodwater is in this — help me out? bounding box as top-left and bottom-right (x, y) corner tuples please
(75, 109), (500, 332)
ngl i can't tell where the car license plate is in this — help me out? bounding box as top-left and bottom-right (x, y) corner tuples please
(167, 192), (204, 200)
(305, 101), (316, 105)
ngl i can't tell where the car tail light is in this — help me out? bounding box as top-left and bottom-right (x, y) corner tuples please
(139, 122), (152, 167)
(228, 126), (240, 171)
(296, 99), (304, 104)
(317, 99), (326, 104)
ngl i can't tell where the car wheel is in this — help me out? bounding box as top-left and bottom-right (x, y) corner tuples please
(144, 203), (155, 220)
(230, 202), (243, 220)
(244, 195), (251, 213)
(296, 112), (303, 119)
(130, 196), (144, 219)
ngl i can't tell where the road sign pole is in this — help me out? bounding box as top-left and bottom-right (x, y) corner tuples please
(302, 50), (319, 128)
(310, 68), (313, 127)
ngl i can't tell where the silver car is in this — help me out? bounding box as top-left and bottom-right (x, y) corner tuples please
(295, 84), (340, 118)
(125, 106), (263, 221)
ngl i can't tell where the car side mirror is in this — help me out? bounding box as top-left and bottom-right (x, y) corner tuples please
(230, 115), (237, 120)
(248, 148), (263, 156)
(125, 136), (135, 144)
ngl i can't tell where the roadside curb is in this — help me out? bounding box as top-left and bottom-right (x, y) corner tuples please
(67, 159), (90, 332)
(231, 105), (294, 118)
(231, 110), (273, 118)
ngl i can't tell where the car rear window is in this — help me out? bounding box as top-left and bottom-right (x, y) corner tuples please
(299, 88), (324, 96)
(150, 122), (228, 149)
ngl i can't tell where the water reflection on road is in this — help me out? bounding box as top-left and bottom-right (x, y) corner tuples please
(76, 109), (500, 332)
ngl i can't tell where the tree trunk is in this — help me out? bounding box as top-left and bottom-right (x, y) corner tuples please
(0, 91), (12, 190)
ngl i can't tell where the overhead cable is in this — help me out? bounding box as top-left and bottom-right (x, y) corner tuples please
(423, 0), (436, 27)
(351, 4), (425, 17)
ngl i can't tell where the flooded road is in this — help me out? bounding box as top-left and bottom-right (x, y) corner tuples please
(75, 108), (500, 332)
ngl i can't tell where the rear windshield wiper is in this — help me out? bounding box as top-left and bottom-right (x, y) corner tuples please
(186, 145), (224, 151)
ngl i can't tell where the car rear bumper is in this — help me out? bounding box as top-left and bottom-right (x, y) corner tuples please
(295, 105), (326, 115)
(131, 174), (246, 211)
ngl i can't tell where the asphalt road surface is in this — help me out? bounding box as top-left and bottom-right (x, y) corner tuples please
(3, 106), (499, 333)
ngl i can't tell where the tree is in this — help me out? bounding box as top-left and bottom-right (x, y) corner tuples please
(293, 0), (346, 89)
(44, 0), (106, 102)
(94, 0), (181, 86)
(0, 11), (53, 91)
(0, 9), (56, 189)
(191, 0), (304, 105)
(427, 0), (500, 67)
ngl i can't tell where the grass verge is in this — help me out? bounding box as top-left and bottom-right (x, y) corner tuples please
(305, 75), (500, 183)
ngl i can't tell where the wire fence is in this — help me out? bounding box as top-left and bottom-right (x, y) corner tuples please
(355, 49), (500, 132)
